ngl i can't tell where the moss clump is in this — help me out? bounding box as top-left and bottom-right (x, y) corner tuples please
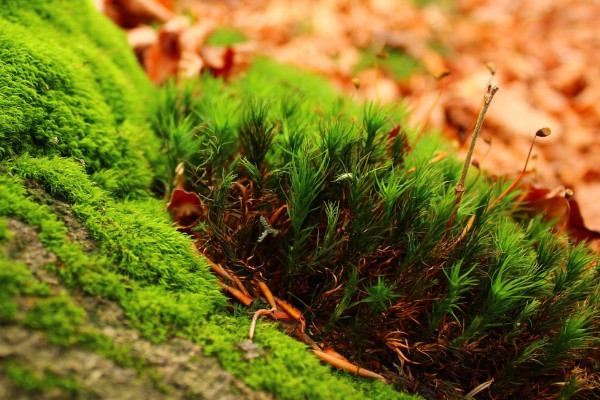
(0, 258), (30, 322)
(0, 0), (157, 198)
(23, 295), (85, 346)
(5, 361), (80, 396)
(9, 1), (595, 398)
(152, 58), (600, 399)
(1, 154), (410, 399)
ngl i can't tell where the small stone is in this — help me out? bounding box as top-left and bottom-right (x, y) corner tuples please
(237, 340), (265, 361)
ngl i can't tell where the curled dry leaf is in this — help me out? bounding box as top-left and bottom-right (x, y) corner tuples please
(522, 185), (600, 250)
(104, 0), (174, 28)
(139, 14), (241, 82)
(203, 46), (237, 79)
(143, 16), (190, 83)
(565, 196), (600, 250)
(177, 20), (216, 78)
(178, 51), (204, 80)
(167, 188), (206, 228)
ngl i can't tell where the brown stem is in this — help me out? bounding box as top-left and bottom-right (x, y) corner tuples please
(455, 82), (499, 195)
(444, 82), (499, 238)
(487, 127), (551, 211)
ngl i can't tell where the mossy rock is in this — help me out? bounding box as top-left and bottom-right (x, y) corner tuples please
(0, 1), (415, 399)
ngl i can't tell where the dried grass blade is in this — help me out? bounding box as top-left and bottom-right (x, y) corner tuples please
(216, 280), (253, 306)
(312, 350), (387, 383)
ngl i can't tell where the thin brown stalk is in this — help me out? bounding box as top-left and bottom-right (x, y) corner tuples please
(216, 280), (253, 306)
(415, 71), (451, 144)
(312, 349), (387, 383)
(249, 309), (272, 340)
(487, 127), (551, 211)
(455, 82), (499, 195)
(445, 82), (498, 238)
(257, 280), (278, 310)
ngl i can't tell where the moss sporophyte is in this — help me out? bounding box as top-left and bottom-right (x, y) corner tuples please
(2, 1), (599, 399)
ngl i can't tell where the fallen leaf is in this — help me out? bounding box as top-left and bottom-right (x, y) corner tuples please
(143, 18), (188, 83)
(167, 189), (206, 228)
(104, 0), (174, 28)
(522, 185), (600, 250)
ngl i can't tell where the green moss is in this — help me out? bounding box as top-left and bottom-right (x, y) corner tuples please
(23, 295), (85, 346)
(23, 281), (52, 297)
(1, 138), (401, 399)
(0, 168), (412, 399)
(0, 9), (425, 390)
(5, 360), (80, 396)
(0, 258), (30, 322)
(0, 0), (157, 198)
(191, 315), (416, 400)
(0, 217), (10, 242)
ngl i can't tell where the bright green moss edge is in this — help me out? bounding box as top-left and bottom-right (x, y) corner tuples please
(0, 1), (416, 399)
(4, 360), (81, 395)
(0, 0), (158, 198)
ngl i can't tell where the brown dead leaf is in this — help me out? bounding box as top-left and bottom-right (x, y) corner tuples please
(167, 189), (206, 229)
(522, 185), (600, 250)
(572, 183), (600, 233)
(143, 17), (189, 83)
(104, 0), (174, 28)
